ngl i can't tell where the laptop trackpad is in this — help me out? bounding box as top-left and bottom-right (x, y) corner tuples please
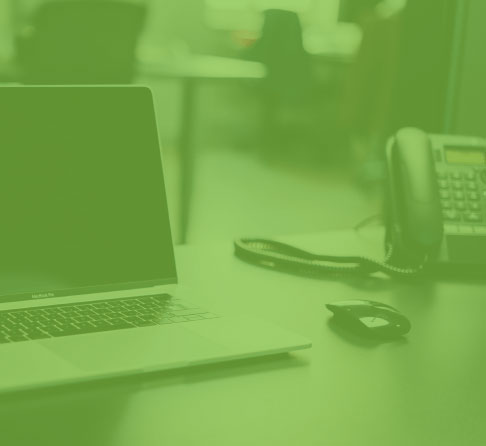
(41, 325), (227, 373)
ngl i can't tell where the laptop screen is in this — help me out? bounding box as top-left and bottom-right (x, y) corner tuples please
(0, 86), (177, 303)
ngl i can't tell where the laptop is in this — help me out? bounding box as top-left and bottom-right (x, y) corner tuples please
(0, 86), (310, 393)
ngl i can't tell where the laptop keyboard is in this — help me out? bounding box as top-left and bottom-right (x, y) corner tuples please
(0, 294), (218, 344)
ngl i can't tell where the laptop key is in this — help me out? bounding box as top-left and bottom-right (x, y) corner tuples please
(8, 334), (29, 342)
(100, 310), (117, 318)
(123, 316), (147, 326)
(86, 321), (113, 331)
(107, 322), (135, 331)
(26, 330), (51, 340)
(135, 319), (156, 327)
(47, 324), (81, 337)
(83, 310), (99, 318)
(4, 327), (27, 336)
(73, 322), (97, 332)
(121, 310), (137, 317)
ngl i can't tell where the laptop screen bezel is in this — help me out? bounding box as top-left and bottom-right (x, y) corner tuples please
(0, 85), (178, 305)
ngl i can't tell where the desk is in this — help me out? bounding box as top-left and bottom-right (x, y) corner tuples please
(2, 228), (486, 445)
(139, 54), (266, 244)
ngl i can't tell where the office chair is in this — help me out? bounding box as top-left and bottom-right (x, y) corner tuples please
(245, 9), (316, 156)
(16, 1), (147, 85)
(248, 9), (312, 106)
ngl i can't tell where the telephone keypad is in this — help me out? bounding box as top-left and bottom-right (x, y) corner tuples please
(459, 226), (474, 234)
(436, 166), (486, 234)
(444, 210), (460, 221)
(466, 212), (482, 222)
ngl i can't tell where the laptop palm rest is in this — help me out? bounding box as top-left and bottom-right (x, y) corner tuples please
(40, 324), (228, 374)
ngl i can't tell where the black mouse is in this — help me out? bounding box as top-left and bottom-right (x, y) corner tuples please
(326, 300), (411, 339)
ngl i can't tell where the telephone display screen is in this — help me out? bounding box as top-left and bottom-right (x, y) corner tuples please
(445, 148), (486, 165)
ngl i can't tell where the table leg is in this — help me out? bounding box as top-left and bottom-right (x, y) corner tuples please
(178, 79), (195, 244)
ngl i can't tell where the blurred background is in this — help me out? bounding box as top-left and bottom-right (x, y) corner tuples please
(0, 0), (484, 245)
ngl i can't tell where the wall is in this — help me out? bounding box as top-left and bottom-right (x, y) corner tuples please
(453, 0), (486, 136)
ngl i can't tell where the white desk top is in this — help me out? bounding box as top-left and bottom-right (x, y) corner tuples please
(3, 229), (486, 446)
(138, 54), (266, 81)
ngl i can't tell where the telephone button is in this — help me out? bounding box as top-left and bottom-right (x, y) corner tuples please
(441, 201), (452, 209)
(467, 192), (479, 201)
(466, 181), (478, 191)
(452, 172), (462, 180)
(455, 202), (466, 211)
(473, 226), (486, 235)
(444, 210), (460, 221)
(458, 225), (474, 234)
(469, 202), (481, 211)
(444, 224), (459, 234)
(465, 212), (482, 223)
(452, 180), (463, 190)
(436, 171), (447, 179)
(453, 191), (465, 200)
(440, 190), (450, 200)
(466, 171), (476, 181)
(480, 170), (486, 184)
(438, 180), (449, 189)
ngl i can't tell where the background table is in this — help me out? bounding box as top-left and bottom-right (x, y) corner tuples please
(2, 227), (486, 446)
(140, 54), (266, 244)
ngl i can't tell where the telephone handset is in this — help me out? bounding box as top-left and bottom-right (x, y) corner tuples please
(385, 128), (444, 269)
(234, 128), (486, 277)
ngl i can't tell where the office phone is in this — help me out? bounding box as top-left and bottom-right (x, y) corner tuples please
(386, 127), (486, 275)
(235, 128), (486, 277)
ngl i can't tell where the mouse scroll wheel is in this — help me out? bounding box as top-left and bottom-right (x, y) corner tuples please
(359, 317), (390, 328)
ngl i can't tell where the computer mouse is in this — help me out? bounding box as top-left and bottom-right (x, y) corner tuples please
(326, 300), (411, 339)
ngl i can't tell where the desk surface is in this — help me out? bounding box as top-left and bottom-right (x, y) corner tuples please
(139, 54), (266, 81)
(2, 228), (486, 446)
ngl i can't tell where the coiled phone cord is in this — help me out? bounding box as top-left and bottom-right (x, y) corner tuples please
(234, 238), (426, 278)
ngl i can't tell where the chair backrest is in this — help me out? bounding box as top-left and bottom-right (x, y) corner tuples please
(17, 1), (147, 84)
(248, 9), (312, 104)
